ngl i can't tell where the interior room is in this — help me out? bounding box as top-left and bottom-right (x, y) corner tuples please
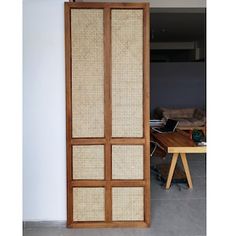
(150, 8), (206, 115)
(23, 1), (206, 236)
(149, 6), (206, 236)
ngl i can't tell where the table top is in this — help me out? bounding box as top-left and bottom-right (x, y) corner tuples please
(151, 130), (207, 154)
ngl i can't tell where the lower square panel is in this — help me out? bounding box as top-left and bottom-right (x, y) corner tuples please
(112, 187), (144, 221)
(112, 145), (143, 179)
(73, 187), (105, 221)
(72, 145), (104, 180)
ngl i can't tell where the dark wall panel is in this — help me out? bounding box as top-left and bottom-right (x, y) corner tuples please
(150, 62), (206, 117)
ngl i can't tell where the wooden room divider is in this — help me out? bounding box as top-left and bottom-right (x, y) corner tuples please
(65, 2), (150, 228)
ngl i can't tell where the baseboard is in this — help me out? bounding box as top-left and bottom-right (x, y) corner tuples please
(23, 221), (66, 229)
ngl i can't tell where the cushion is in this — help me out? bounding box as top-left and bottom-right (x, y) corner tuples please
(193, 108), (205, 120)
(155, 107), (206, 128)
(162, 108), (194, 119)
(177, 118), (205, 127)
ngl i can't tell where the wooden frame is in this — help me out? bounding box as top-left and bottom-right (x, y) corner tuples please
(65, 2), (150, 228)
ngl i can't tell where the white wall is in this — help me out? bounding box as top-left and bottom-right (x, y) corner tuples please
(23, 0), (66, 221)
(23, 0), (206, 221)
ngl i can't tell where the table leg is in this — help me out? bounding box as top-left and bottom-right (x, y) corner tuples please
(165, 153), (179, 189)
(180, 153), (193, 189)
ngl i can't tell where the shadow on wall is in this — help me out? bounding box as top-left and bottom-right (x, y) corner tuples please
(150, 62), (206, 118)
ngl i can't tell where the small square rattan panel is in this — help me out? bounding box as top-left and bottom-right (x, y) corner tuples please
(71, 9), (104, 138)
(73, 187), (105, 221)
(112, 187), (144, 221)
(73, 145), (104, 180)
(111, 10), (143, 137)
(112, 145), (143, 179)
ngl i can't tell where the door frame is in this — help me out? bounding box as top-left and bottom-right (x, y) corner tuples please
(65, 2), (150, 228)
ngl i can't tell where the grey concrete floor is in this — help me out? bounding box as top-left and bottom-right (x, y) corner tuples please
(24, 153), (206, 236)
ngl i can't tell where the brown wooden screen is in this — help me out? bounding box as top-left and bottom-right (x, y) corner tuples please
(65, 2), (150, 228)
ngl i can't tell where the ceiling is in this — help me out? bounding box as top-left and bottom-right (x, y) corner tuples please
(150, 10), (206, 42)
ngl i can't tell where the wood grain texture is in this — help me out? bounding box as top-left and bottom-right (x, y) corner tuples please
(151, 128), (206, 189)
(168, 146), (206, 153)
(180, 153), (193, 188)
(165, 153), (179, 189)
(110, 138), (145, 145)
(71, 139), (106, 145)
(64, 3), (73, 226)
(66, 2), (147, 9)
(65, 2), (150, 228)
(71, 180), (146, 187)
(104, 7), (112, 222)
(68, 221), (149, 228)
(143, 4), (150, 225)
(151, 131), (207, 153)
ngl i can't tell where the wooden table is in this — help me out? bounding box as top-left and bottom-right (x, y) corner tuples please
(151, 130), (206, 189)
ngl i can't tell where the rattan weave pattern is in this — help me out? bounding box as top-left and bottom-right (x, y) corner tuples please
(112, 145), (143, 179)
(71, 9), (104, 138)
(111, 10), (143, 137)
(73, 145), (104, 180)
(112, 187), (144, 221)
(73, 187), (105, 221)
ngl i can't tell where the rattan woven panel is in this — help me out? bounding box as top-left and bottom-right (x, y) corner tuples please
(73, 145), (104, 180)
(73, 187), (105, 221)
(71, 9), (104, 138)
(112, 145), (143, 179)
(112, 187), (144, 221)
(111, 10), (143, 137)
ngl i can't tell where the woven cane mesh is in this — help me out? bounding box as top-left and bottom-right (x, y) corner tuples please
(111, 10), (143, 137)
(73, 145), (104, 180)
(112, 187), (144, 221)
(73, 187), (105, 221)
(71, 10), (104, 138)
(112, 145), (143, 179)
